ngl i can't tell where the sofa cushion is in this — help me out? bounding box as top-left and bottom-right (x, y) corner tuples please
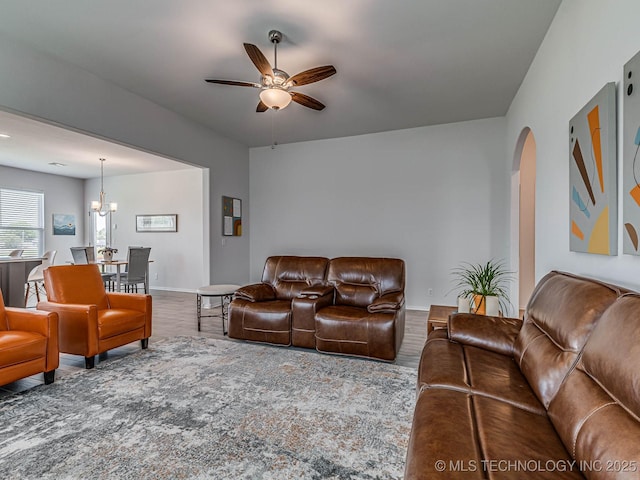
(473, 396), (582, 479)
(405, 389), (485, 480)
(228, 298), (292, 345)
(548, 294), (640, 468)
(419, 332), (545, 415)
(315, 305), (397, 361)
(0, 331), (47, 366)
(98, 309), (146, 340)
(261, 256), (329, 300)
(327, 257), (404, 308)
(513, 271), (620, 408)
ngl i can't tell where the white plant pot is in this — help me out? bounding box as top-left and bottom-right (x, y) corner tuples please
(457, 296), (470, 313)
(485, 296), (500, 316)
(103, 251), (113, 262)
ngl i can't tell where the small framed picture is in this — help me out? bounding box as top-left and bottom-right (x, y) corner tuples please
(136, 214), (178, 232)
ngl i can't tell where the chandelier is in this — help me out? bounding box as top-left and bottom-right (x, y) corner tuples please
(91, 158), (117, 217)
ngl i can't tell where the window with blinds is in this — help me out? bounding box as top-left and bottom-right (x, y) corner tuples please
(0, 188), (44, 257)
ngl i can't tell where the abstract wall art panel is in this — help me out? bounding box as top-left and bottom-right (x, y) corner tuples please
(569, 82), (617, 255)
(623, 51), (640, 254)
(222, 196), (242, 236)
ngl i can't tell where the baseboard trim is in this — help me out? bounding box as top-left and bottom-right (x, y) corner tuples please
(150, 286), (197, 294)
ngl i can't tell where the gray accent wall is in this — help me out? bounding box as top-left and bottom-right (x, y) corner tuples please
(250, 117), (509, 310)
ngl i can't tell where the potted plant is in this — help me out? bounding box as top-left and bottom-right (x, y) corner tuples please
(98, 246), (118, 262)
(451, 260), (512, 315)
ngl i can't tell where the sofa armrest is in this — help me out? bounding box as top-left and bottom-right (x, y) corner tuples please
(298, 285), (334, 299)
(368, 292), (405, 313)
(448, 313), (523, 356)
(37, 301), (99, 356)
(6, 307), (59, 372)
(6, 307), (58, 337)
(107, 292), (151, 312)
(233, 283), (276, 302)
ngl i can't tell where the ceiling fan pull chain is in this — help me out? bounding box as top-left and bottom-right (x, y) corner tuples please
(271, 111), (277, 149)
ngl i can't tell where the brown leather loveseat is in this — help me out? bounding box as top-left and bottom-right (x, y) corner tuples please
(228, 256), (405, 361)
(405, 271), (640, 479)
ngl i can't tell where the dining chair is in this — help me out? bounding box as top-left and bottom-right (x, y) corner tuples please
(8, 249), (24, 258)
(70, 247), (89, 264)
(71, 246), (112, 289)
(24, 250), (57, 306)
(116, 247), (151, 293)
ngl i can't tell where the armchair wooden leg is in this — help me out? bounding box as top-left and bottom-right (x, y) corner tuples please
(44, 370), (55, 385)
(141, 338), (149, 349)
(85, 356), (95, 369)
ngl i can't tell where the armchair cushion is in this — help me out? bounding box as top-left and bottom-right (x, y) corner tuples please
(0, 331), (47, 366)
(45, 264), (109, 310)
(234, 283), (276, 302)
(98, 309), (146, 339)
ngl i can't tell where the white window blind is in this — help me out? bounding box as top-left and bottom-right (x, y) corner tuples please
(0, 188), (44, 257)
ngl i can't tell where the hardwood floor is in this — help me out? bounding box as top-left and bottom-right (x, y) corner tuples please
(0, 290), (428, 397)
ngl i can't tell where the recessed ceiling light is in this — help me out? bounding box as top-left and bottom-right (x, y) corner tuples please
(0, 133), (11, 139)
(48, 162), (67, 167)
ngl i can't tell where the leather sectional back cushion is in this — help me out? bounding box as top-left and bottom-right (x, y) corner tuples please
(547, 293), (640, 465)
(328, 257), (405, 308)
(261, 256), (329, 300)
(44, 264), (110, 310)
(513, 271), (620, 407)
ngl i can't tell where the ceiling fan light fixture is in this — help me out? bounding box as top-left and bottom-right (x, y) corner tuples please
(259, 87), (292, 110)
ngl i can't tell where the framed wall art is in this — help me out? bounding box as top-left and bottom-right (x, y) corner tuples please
(569, 82), (617, 255)
(136, 214), (178, 232)
(222, 196), (242, 236)
(52, 213), (76, 235)
(623, 51), (640, 254)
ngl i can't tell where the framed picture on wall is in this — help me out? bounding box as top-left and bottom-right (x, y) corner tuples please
(222, 196), (242, 236)
(52, 213), (76, 235)
(136, 214), (178, 232)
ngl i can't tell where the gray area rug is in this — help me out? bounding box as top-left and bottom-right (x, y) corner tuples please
(0, 337), (416, 479)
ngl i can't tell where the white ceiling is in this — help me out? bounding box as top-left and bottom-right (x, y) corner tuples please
(0, 110), (194, 179)
(0, 0), (561, 164)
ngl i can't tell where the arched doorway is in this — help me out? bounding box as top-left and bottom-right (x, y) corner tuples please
(511, 128), (536, 312)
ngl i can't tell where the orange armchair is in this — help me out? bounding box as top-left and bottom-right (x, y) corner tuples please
(37, 264), (152, 369)
(0, 290), (59, 386)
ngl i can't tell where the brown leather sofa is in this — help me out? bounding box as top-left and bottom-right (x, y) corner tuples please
(37, 264), (152, 369)
(0, 290), (59, 386)
(405, 271), (640, 479)
(228, 256), (406, 361)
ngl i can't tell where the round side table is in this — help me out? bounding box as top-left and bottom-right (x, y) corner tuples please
(196, 284), (241, 335)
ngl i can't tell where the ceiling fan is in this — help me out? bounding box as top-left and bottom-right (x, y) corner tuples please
(205, 30), (336, 112)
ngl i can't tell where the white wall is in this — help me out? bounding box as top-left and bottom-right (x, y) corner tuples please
(85, 168), (205, 291)
(0, 33), (250, 286)
(506, 0), (640, 291)
(0, 165), (84, 264)
(250, 117), (509, 310)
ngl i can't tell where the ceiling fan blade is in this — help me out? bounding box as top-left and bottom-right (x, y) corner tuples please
(205, 79), (261, 88)
(290, 92), (326, 111)
(256, 101), (269, 112)
(243, 43), (274, 79)
(287, 65), (336, 87)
